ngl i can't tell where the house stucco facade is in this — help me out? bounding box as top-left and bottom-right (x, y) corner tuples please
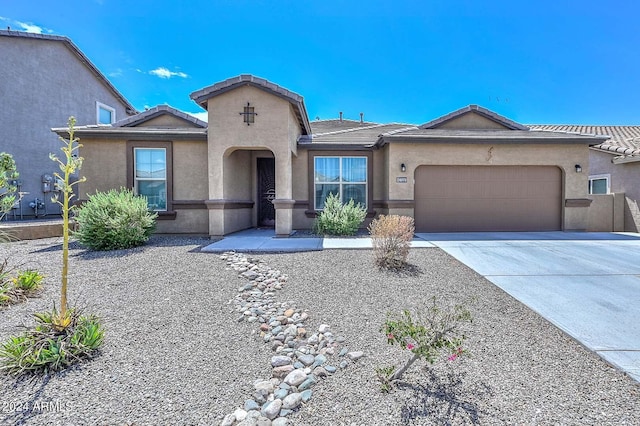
(58, 75), (614, 236)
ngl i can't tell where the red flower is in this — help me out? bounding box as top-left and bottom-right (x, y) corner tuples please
(406, 343), (415, 350)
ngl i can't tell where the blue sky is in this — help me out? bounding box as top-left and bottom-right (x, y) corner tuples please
(3, 1), (639, 125)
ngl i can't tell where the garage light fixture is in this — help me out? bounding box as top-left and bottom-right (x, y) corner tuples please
(575, 164), (582, 173)
(401, 163), (406, 173)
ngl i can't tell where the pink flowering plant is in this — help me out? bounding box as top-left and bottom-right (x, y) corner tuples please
(376, 297), (472, 391)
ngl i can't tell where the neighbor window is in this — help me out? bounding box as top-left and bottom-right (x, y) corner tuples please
(134, 148), (167, 211)
(314, 156), (367, 209)
(96, 102), (116, 124)
(588, 174), (610, 194)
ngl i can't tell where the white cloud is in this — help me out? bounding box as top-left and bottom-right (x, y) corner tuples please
(187, 112), (208, 122)
(17, 21), (44, 33)
(1, 17), (52, 34)
(149, 67), (188, 79)
(108, 68), (124, 77)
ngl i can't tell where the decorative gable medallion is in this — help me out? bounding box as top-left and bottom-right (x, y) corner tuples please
(239, 102), (258, 125)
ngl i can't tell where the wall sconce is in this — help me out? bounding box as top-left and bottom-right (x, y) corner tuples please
(575, 164), (582, 173)
(400, 163), (406, 173)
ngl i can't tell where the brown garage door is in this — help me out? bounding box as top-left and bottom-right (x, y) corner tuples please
(414, 166), (562, 232)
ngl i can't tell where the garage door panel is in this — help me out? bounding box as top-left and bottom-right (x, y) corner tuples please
(415, 166), (562, 232)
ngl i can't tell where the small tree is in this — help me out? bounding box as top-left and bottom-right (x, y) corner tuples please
(49, 116), (86, 330)
(0, 152), (19, 220)
(377, 298), (472, 391)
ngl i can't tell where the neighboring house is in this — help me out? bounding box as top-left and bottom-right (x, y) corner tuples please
(56, 74), (614, 236)
(531, 125), (640, 232)
(0, 30), (136, 219)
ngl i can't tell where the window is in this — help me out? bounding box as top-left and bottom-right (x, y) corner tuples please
(314, 156), (367, 209)
(96, 102), (116, 124)
(243, 104), (255, 124)
(588, 174), (610, 194)
(134, 148), (167, 210)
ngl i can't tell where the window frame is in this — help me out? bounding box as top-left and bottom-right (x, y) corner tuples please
(96, 101), (116, 125)
(126, 141), (175, 219)
(588, 174), (610, 195)
(133, 147), (168, 211)
(309, 152), (372, 211)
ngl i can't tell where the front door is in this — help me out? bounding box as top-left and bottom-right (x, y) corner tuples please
(257, 158), (276, 227)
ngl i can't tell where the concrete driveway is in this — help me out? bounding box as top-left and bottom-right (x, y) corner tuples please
(416, 232), (640, 383)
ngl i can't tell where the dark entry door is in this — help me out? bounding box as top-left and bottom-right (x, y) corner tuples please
(257, 158), (276, 227)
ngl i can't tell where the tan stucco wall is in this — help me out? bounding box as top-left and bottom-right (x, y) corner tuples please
(386, 142), (591, 231)
(78, 137), (208, 234)
(587, 193), (625, 232)
(173, 141), (208, 200)
(372, 149), (387, 203)
(436, 112), (510, 130)
(205, 85), (301, 235)
(156, 210), (209, 234)
(78, 138), (128, 199)
(590, 149), (640, 232)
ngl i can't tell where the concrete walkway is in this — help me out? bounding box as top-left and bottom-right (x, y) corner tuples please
(416, 231), (640, 383)
(203, 229), (640, 383)
(201, 228), (434, 252)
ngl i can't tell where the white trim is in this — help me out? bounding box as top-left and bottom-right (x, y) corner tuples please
(588, 174), (610, 194)
(96, 101), (116, 124)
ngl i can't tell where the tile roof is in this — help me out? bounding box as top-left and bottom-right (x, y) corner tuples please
(529, 125), (640, 159)
(190, 74), (311, 135)
(113, 104), (207, 128)
(301, 123), (414, 146)
(375, 128), (608, 147)
(420, 104), (529, 130)
(309, 119), (378, 134)
(0, 30), (137, 115)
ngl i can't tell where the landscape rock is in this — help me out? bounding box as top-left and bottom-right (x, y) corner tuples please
(347, 351), (364, 361)
(261, 399), (282, 420)
(283, 369), (307, 386)
(282, 392), (303, 410)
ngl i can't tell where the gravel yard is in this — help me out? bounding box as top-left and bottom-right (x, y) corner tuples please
(0, 236), (639, 425)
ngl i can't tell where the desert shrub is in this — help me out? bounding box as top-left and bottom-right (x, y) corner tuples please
(313, 192), (366, 236)
(0, 307), (103, 375)
(0, 264), (44, 307)
(376, 298), (472, 391)
(75, 188), (157, 250)
(368, 215), (415, 269)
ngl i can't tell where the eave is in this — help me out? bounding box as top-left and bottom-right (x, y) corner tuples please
(51, 127), (207, 141)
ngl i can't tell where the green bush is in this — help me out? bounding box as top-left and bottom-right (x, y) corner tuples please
(0, 152), (19, 220)
(0, 307), (103, 376)
(368, 215), (415, 269)
(313, 192), (367, 236)
(75, 188), (157, 250)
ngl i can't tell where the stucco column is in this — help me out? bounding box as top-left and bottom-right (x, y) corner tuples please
(207, 148), (226, 236)
(273, 150), (294, 236)
(272, 199), (295, 236)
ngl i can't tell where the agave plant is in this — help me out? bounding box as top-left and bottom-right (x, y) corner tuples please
(49, 116), (85, 330)
(0, 308), (103, 376)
